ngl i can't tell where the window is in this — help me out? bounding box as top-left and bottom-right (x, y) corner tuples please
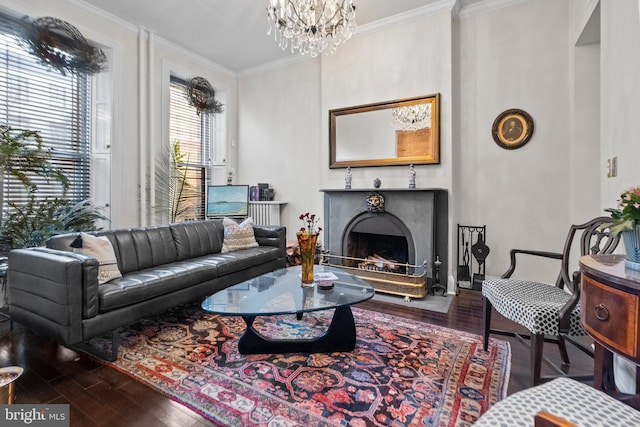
(168, 76), (213, 222)
(0, 22), (92, 218)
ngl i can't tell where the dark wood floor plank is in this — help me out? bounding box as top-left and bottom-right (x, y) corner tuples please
(118, 379), (209, 426)
(86, 381), (174, 427)
(48, 375), (121, 427)
(14, 369), (63, 404)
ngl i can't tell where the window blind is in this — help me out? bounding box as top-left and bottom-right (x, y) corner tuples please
(0, 19), (92, 216)
(169, 76), (211, 221)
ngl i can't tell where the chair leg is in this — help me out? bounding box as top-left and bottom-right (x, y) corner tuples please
(531, 334), (544, 386)
(558, 336), (570, 364)
(482, 296), (492, 351)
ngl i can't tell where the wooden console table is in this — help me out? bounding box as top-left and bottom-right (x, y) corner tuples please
(579, 254), (640, 405)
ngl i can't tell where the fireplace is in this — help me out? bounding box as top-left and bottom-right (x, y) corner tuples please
(321, 188), (448, 298)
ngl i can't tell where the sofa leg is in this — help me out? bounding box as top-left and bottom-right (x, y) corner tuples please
(72, 330), (119, 362)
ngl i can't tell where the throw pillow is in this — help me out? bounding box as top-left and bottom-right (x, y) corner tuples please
(221, 217), (259, 253)
(72, 232), (122, 284)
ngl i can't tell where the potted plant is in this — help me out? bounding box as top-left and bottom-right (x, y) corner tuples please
(604, 185), (640, 268)
(0, 125), (106, 249)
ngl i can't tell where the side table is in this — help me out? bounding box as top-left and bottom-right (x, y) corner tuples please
(579, 254), (640, 406)
(0, 366), (23, 404)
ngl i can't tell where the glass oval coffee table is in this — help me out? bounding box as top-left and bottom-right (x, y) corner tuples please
(201, 265), (375, 354)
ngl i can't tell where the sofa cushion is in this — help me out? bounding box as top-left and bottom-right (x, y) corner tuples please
(98, 260), (218, 312)
(97, 246), (282, 312)
(222, 217), (259, 253)
(170, 220), (224, 261)
(205, 246), (281, 276)
(73, 232), (122, 284)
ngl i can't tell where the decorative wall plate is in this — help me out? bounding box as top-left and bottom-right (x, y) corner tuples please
(492, 109), (534, 149)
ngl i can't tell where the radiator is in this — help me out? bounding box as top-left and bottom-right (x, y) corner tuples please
(248, 202), (283, 226)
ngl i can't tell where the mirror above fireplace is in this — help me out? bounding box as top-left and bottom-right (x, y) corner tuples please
(329, 93), (440, 168)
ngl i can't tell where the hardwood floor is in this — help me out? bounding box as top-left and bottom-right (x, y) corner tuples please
(0, 289), (595, 426)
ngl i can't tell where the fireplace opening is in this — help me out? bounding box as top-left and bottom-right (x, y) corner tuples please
(340, 212), (416, 275)
(346, 232), (408, 273)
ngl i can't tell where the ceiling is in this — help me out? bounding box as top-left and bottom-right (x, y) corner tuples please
(80, 0), (482, 74)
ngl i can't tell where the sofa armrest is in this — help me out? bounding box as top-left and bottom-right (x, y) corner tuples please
(7, 248), (100, 345)
(253, 225), (286, 253)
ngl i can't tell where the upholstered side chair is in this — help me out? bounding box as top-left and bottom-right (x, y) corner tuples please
(474, 377), (640, 427)
(482, 217), (620, 386)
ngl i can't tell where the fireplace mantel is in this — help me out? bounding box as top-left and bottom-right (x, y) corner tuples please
(321, 188), (448, 192)
(321, 188), (448, 296)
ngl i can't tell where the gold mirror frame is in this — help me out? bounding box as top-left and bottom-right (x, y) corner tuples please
(329, 94), (440, 168)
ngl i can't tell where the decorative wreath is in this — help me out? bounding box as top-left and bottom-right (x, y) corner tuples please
(186, 77), (224, 115)
(19, 16), (107, 76)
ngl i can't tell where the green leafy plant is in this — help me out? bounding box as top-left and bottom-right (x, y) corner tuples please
(55, 198), (108, 232)
(2, 196), (63, 248)
(1, 196), (107, 249)
(156, 141), (200, 223)
(0, 125), (107, 248)
(0, 125), (69, 193)
(604, 185), (640, 235)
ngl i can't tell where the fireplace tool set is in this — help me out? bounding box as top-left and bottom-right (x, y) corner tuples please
(456, 224), (489, 294)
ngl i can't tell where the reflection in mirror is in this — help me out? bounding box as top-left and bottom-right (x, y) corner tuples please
(329, 94), (440, 168)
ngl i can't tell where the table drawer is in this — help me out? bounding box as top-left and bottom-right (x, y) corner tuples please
(581, 274), (639, 358)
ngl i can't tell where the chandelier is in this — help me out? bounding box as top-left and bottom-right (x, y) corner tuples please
(266, 0), (357, 57)
(391, 104), (432, 132)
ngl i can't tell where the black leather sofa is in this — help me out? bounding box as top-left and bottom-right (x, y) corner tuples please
(7, 219), (286, 359)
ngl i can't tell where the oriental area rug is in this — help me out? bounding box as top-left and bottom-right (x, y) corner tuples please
(96, 304), (511, 426)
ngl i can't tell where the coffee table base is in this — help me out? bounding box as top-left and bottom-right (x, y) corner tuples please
(238, 305), (356, 354)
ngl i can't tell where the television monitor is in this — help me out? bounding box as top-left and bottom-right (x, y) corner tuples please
(206, 185), (249, 218)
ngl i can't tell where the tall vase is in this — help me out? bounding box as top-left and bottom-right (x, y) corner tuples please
(623, 226), (640, 271)
(297, 232), (319, 286)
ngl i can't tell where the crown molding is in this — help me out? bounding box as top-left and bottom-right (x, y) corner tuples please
(152, 36), (236, 79)
(356, 0), (456, 38)
(67, 0), (139, 34)
(237, 53), (315, 79)
(456, 0), (528, 19)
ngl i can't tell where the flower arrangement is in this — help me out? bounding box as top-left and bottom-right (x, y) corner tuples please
(298, 212), (322, 235)
(605, 186), (640, 235)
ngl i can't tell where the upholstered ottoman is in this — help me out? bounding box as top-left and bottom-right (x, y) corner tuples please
(474, 377), (640, 426)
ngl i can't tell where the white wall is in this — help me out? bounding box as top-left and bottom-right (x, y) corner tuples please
(457, 0), (575, 283)
(601, 0), (640, 211)
(238, 59), (323, 237)
(320, 10), (453, 192)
